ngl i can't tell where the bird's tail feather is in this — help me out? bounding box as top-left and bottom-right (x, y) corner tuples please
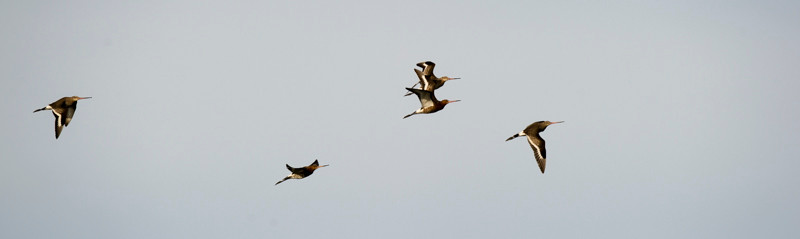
(275, 177), (290, 185)
(404, 82), (420, 96)
(506, 133), (521, 141)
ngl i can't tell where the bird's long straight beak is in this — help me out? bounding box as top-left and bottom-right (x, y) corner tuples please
(450, 100), (461, 103)
(79, 97), (92, 100)
(551, 121), (564, 124)
(320, 164), (330, 167)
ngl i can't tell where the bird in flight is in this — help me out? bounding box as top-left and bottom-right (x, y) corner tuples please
(275, 159), (329, 185)
(403, 88), (459, 119)
(506, 121), (564, 173)
(33, 96), (92, 139)
(405, 61), (459, 96)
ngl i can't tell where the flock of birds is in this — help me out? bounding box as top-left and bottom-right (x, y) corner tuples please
(32, 61), (564, 185)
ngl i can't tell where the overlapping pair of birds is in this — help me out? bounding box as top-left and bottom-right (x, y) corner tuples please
(33, 61), (563, 185)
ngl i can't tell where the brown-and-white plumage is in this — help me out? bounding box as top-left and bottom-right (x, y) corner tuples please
(33, 96), (92, 139)
(275, 159), (329, 185)
(403, 88), (459, 119)
(405, 61), (459, 96)
(506, 121), (564, 173)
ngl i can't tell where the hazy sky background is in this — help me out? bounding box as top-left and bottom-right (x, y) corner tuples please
(2, 1), (799, 238)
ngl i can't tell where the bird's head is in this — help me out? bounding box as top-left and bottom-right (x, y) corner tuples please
(71, 96), (92, 100)
(537, 121), (564, 131)
(310, 164), (329, 170)
(309, 159), (329, 170)
(441, 76), (460, 82)
(441, 99), (460, 105)
(545, 121), (564, 126)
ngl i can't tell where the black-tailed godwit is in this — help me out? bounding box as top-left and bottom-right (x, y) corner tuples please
(33, 96), (92, 139)
(506, 121), (564, 173)
(403, 88), (459, 119)
(275, 159), (329, 185)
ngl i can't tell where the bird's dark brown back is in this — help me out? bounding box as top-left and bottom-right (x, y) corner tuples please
(290, 167), (315, 177)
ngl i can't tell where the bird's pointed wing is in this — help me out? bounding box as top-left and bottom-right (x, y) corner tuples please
(526, 135), (547, 173)
(64, 107), (75, 126)
(418, 62), (438, 90)
(414, 69), (430, 89)
(406, 88), (436, 108)
(53, 111), (64, 139)
(417, 61), (436, 76)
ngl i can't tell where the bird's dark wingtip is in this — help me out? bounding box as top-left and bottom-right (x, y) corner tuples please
(55, 125), (62, 139)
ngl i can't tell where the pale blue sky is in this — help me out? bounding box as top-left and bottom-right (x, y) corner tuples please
(2, 1), (799, 238)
